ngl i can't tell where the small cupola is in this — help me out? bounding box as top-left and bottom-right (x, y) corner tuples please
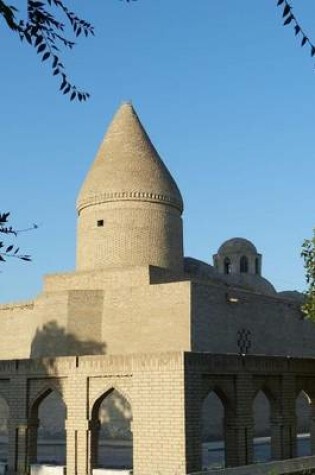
(213, 238), (262, 276)
(213, 238), (277, 296)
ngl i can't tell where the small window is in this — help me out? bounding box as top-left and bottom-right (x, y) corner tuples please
(255, 257), (259, 275)
(97, 220), (104, 227)
(224, 257), (231, 275)
(240, 256), (249, 273)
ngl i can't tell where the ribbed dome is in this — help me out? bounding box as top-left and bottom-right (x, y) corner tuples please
(218, 237), (257, 255)
(77, 102), (183, 213)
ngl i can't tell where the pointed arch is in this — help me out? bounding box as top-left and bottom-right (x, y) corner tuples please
(296, 390), (311, 457)
(29, 384), (64, 419)
(252, 383), (278, 409)
(202, 385), (232, 408)
(0, 393), (9, 464)
(90, 387), (133, 470)
(90, 385), (132, 420)
(28, 386), (66, 465)
(252, 390), (271, 462)
(201, 389), (227, 469)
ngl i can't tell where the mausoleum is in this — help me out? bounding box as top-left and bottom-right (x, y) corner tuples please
(1, 103), (315, 475)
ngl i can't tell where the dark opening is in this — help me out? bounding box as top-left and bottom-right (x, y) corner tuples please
(224, 257), (231, 275)
(201, 391), (225, 469)
(255, 258), (259, 275)
(0, 396), (9, 465)
(296, 391), (311, 457)
(240, 256), (249, 273)
(31, 389), (66, 466)
(91, 389), (133, 470)
(253, 391), (271, 463)
(97, 220), (104, 227)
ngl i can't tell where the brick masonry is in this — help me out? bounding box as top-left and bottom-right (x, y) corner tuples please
(0, 353), (314, 474)
(0, 103), (315, 474)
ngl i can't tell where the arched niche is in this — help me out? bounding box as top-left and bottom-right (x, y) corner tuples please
(201, 390), (226, 469)
(252, 390), (271, 462)
(296, 390), (311, 457)
(90, 388), (133, 471)
(0, 395), (9, 464)
(29, 388), (66, 465)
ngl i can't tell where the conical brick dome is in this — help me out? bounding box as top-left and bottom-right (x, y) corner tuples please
(76, 103), (184, 272)
(77, 102), (183, 213)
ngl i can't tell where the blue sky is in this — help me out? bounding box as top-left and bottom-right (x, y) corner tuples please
(1, 0), (315, 302)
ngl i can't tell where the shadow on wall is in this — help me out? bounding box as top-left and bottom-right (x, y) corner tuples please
(30, 320), (106, 358)
(0, 322), (108, 467)
(23, 321), (107, 466)
(99, 390), (133, 441)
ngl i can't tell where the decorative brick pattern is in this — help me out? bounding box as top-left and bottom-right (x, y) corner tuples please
(0, 353), (313, 474)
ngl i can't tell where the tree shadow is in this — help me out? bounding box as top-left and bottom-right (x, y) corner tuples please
(0, 321), (107, 470)
(14, 320), (108, 468)
(30, 320), (106, 358)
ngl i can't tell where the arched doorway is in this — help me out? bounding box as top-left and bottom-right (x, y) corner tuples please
(201, 391), (225, 469)
(90, 388), (133, 471)
(0, 395), (9, 465)
(296, 390), (311, 457)
(29, 388), (66, 465)
(253, 391), (271, 463)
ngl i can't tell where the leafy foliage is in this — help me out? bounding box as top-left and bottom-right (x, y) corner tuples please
(1, 1), (313, 102)
(0, 0), (94, 101)
(301, 229), (315, 320)
(0, 213), (32, 263)
(277, 1), (315, 61)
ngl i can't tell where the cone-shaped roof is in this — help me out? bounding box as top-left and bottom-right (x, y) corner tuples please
(77, 103), (183, 213)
